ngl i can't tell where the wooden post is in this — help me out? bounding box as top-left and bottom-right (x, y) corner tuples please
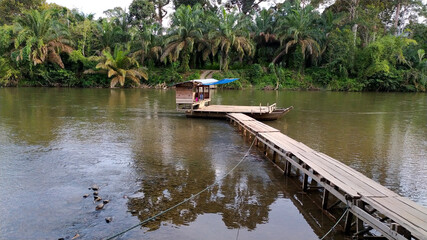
(302, 172), (309, 191)
(391, 224), (411, 239)
(344, 210), (354, 234)
(263, 144), (268, 156)
(286, 161), (291, 176)
(356, 200), (364, 239)
(272, 151), (277, 163)
(322, 190), (329, 210)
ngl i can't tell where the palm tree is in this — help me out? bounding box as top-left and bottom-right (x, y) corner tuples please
(129, 24), (163, 66)
(253, 9), (278, 44)
(208, 8), (254, 71)
(160, 5), (203, 72)
(86, 46), (148, 88)
(273, 1), (321, 67)
(13, 9), (73, 69)
(93, 19), (125, 54)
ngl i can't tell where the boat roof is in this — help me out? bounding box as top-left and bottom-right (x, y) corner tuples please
(175, 78), (239, 86)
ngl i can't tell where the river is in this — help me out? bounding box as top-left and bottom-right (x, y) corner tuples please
(0, 88), (426, 239)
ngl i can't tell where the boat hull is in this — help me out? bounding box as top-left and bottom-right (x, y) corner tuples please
(186, 106), (293, 121)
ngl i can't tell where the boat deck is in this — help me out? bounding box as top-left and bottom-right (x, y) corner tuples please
(186, 104), (281, 119)
(192, 104), (274, 114)
(227, 113), (427, 240)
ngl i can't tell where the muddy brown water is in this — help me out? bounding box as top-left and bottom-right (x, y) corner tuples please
(0, 88), (426, 239)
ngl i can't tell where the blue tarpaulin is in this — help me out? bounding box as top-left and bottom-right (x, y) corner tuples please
(204, 78), (239, 85)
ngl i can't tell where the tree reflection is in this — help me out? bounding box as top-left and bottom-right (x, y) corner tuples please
(128, 116), (279, 231)
(0, 88), (65, 145)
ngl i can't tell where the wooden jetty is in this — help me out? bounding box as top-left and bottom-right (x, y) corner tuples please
(227, 113), (427, 240)
(175, 79), (292, 120)
(187, 104), (293, 120)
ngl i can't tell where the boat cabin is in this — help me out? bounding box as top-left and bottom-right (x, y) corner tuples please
(175, 78), (238, 110)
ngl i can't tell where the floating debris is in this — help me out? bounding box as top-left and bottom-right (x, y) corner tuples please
(96, 203), (104, 210)
(105, 217), (113, 223)
(91, 184), (99, 191)
(83, 194), (89, 198)
(103, 200), (110, 204)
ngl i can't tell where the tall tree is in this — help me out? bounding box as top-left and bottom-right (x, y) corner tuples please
(153, 0), (171, 25)
(160, 5), (203, 72)
(208, 8), (254, 71)
(129, 24), (163, 65)
(0, 0), (46, 25)
(173, 0), (207, 9)
(86, 47), (148, 88)
(224, 0), (266, 14)
(273, 1), (321, 68)
(13, 9), (73, 69)
(391, 0), (423, 35)
(129, 0), (156, 28)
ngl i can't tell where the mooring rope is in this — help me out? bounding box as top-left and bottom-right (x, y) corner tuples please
(319, 206), (350, 240)
(104, 137), (257, 240)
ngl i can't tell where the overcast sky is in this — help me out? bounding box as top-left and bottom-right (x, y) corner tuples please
(47, 0), (426, 21)
(46, 0), (134, 18)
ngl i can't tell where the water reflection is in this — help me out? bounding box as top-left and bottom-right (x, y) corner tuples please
(0, 88), (425, 240)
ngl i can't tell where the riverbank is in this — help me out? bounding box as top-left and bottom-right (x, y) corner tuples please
(3, 66), (426, 92)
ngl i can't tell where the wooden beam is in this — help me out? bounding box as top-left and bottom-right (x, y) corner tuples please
(322, 190), (330, 210)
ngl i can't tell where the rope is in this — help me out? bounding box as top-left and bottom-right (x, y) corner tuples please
(104, 138), (257, 240)
(319, 207), (349, 240)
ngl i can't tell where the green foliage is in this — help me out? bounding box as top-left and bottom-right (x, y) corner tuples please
(69, 50), (92, 67)
(246, 64), (264, 83)
(148, 63), (182, 85)
(357, 35), (417, 91)
(161, 4), (204, 72)
(87, 46), (148, 88)
(185, 71), (200, 81)
(325, 28), (355, 77)
(128, 0), (156, 28)
(0, 57), (20, 86)
(0, 1), (425, 92)
(305, 67), (334, 86)
(0, 0), (45, 25)
(0, 25), (14, 56)
(37, 67), (79, 87)
(328, 78), (364, 91)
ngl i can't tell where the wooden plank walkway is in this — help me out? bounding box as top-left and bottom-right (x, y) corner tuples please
(227, 113), (427, 240)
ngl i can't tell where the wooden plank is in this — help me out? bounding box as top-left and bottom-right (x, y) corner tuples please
(314, 152), (399, 197)
(397, 197), (427, 216)
(366, 197), (427, 239)
(262, 132), (391, 197)
(369, 197), (427, 227)
(258, 134), (361, 197)
(242, 121), (279, 133)
(260, 132), (392, 198)
(227, 113), (256, 121)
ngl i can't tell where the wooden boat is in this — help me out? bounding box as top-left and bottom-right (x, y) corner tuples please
(246, 106), (293, 121)
(175, 79), (292, 121)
